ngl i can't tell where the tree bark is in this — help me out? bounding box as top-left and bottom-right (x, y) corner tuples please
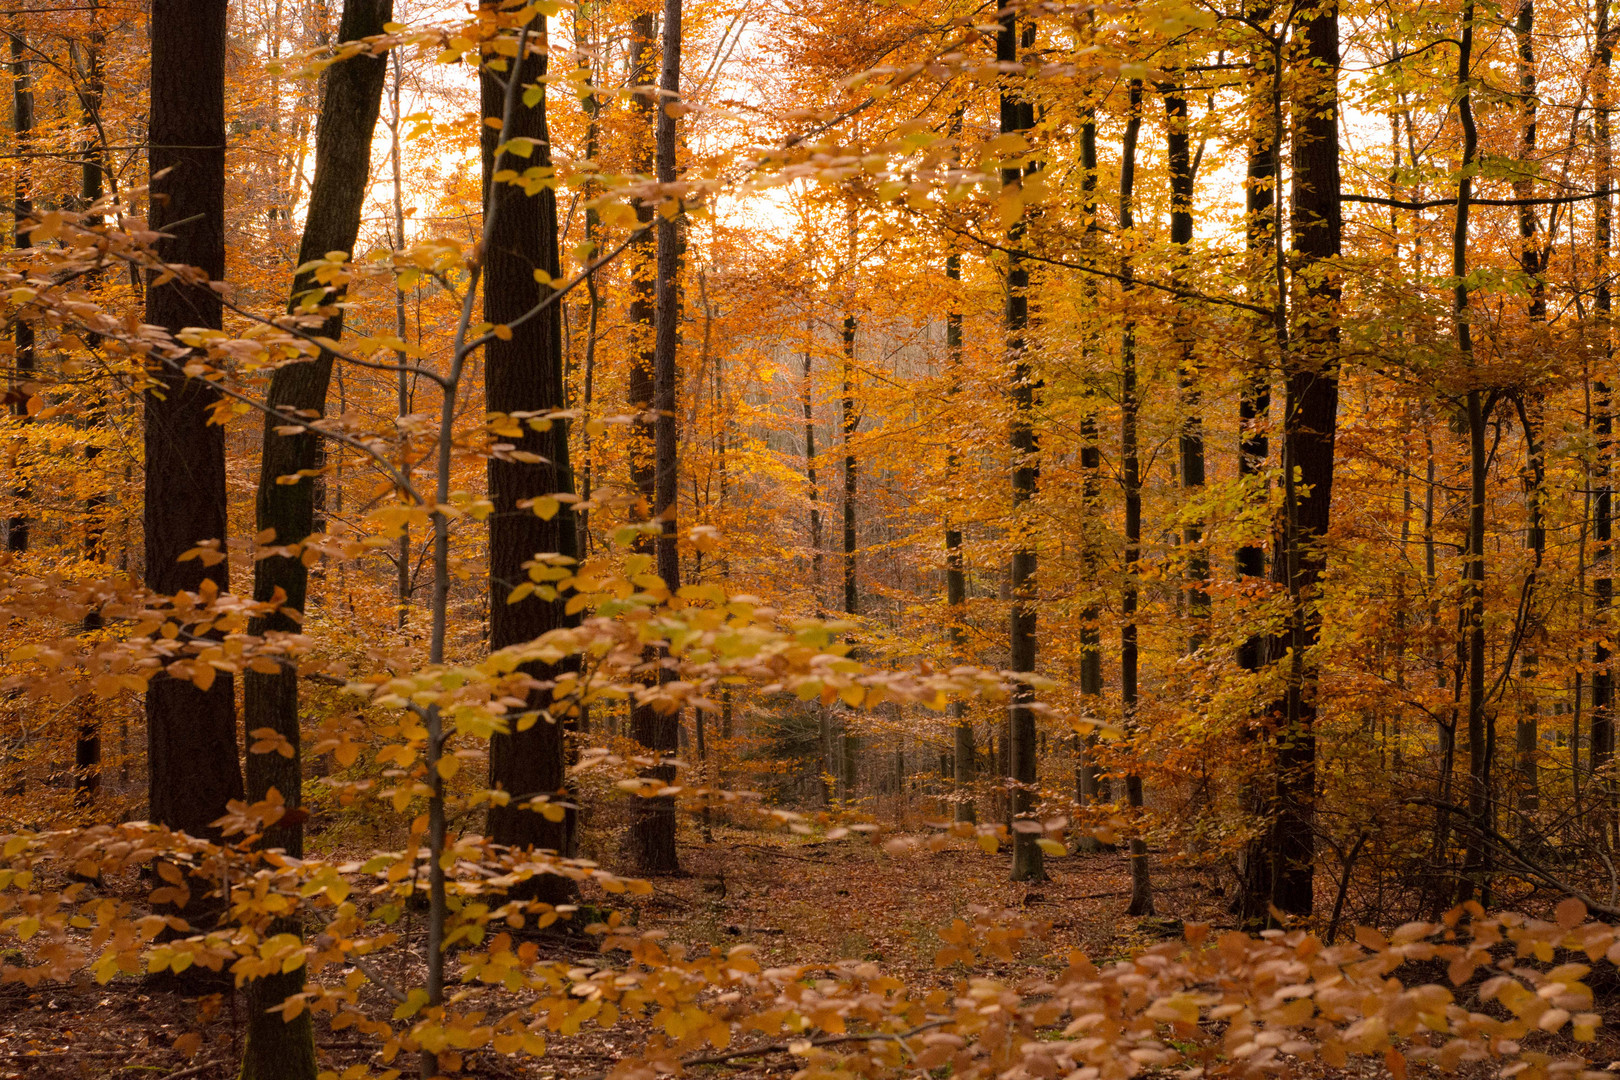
(1162, 80), (1208, 648)
(1000, 0), (1043, 883)
(144, 0), (242, 842)
(479, 10), (580, 893)
(945, 249), (975, 823)
(6, 24), (31, 553)
(241, 5), (390, 1077)
(1264, 0), (1343, 919)
(1075, 108), (1106, 841)
(1513, 0), (1545, 822)
(73, 6), (105, 807)
(839, 312), (860, 801)
(627, 0), (682, 875)
(1594, 0), (1614, 811)
(1120, 80), (1153, 915)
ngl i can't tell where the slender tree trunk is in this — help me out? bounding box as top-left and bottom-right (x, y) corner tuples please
(999, 0), (1043, 883)
(73, 6), (105, 807)
(803, 310), (824, 607)
(1075, 110), (1107, 840)
(945, 250), (975, 823)
(144, 0), (243, 843)
(1120, 81), (1153, 915)
(1263, 0), (1343, 919)
(628, 0), (683, 874)
(241, 6), (390, 1077)
(1232, 12), (1277, 920)
(574, 4), (601, 558)
(1075, 203), (1108, 834)
(1594, 0), (1614, 811)
(1162, 80), (1207, 648)
(1450, 0), (1496, 903)
(802, 312), (832, 803)
(839, 312), (860, 800)
(479, 11), (581, 892)
(6, 25), (31, 553)
(389, 47), (412, 626)
(1237, 11), (1275, 673)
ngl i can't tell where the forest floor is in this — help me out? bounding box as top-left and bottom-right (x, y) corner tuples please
(0, 824), (1580, 1079)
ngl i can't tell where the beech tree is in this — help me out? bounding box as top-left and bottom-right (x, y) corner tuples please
(143, 0), (241, 841)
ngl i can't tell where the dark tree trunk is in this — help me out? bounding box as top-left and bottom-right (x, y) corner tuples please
(479, 11), (580, 892)
(1594, 0), (1614, 808)
(247, 0), (390, 858)
(1513, 0), (1545, 821)
(6, 26), (31, 553)
(240, 6), (390, 1078)
(74, 6), (105, 807)
(1119, 81), (1153, 916)
(144, 0), (242, 842)
(839, 313), (860, 800)
(1449, 0), (1495, 903)
(1000, 0), (1043, 883)
(803, 314), (823, 609)
(946, 250), (975, 823)
(1162, 81), (1207, 647)
(627, 0), (682, 875)
(1076, 107), (1107, 842)
(1234, 2), (1280, 927)
(1261, 0), (1343, 920)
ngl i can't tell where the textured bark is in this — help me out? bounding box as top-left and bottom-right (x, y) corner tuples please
(1261, 0), (1343, 919)
(627, 0), (682, 875)
(1513, 0), (1545, 819)
(1594, 0), (1613, 799)
(1120, 81), (1153, 916)
(1234, 2), (1279, 927)
(1075, 108), (1106, 838)
(6, 26), (31, 553)
(1162, 81), (1207, 646)
(74, 7), (105, 807)
(945, 250), (975, 823)
(479, 12), (580, 893)
(241, 6), (390, 1077)
(246, 0), (389, 859)
(144, 0), (242, 841)
(1000, 0), (1043, 884)
(836, 313), (861, 800)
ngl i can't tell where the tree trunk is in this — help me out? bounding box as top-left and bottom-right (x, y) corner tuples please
(144, 0), (242, 843)
(1076, 111), (1106, 840)
(1265, 0), (1343, 919)
(6, 25), (31, 554)
(388, 47), (413, 626)
(74, 6), (105, 807)
(839, 312), (860, 801)
(945, 250), (975, 823)
(1232, 8), (1277, 920)
(1162, 80), (1208, 648)
(1594, 0), (1614, 812)
(241, 5), (390, 1077)
(1000, 0), (1043, 884)
(479, 10), (580, 894)
(1120, 81), (1153, 916)
(1512, 0), (1545, 823)
(628, 0), (682, 875)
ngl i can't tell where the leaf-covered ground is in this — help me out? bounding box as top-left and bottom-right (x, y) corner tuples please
(0, 828), (1603, 1079)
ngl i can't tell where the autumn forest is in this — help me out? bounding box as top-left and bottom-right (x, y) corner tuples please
(6, 0), (1620, 1077)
